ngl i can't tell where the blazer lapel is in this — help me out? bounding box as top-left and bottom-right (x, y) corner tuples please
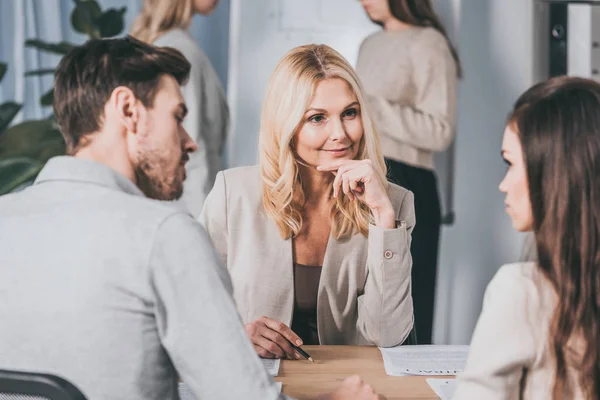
(243, 210), (295, 326)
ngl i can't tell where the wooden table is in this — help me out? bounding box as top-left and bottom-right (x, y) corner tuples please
(275, 346), (447, 399)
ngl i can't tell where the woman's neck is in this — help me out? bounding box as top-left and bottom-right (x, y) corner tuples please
(299, 165), (333, 209)
(384, 17), (414, 32)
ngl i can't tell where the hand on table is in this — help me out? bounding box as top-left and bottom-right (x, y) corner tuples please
(318, 375), (381, 400)
(245, 316), (302, 359)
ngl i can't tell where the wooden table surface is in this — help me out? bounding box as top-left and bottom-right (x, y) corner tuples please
(275, 346), (447, 400)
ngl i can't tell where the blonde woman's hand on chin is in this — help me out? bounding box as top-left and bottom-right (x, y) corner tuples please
(317, 159), (395, 229)
(318, 375), (382, 400)
(244, 316), (303, 359)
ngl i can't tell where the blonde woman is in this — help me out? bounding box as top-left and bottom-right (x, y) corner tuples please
(131, 0), (228, 217)
(200, 44), (415, 359)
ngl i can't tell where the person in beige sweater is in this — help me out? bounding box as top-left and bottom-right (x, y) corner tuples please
(454, 77), (599, 399)
(357, 0), (460, 345)
(201, 44), (415, 357)
(131, 0), (229, 217)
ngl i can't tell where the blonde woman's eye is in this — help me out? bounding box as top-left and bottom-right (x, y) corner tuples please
(309, 114), (325, 123)
(343, 108), (358, 118)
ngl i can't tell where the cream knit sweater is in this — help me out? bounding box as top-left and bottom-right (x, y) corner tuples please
(356, 27), (457, 170)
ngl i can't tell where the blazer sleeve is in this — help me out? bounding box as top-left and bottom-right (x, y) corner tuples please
(356, 190), (416, 347)
(199, 171), (228, 268)
(366, 30), (457, 152)
(452, 264), (539, 399)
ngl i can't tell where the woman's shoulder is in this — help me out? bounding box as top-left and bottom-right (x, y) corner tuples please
(154, 29), (207, 62)
(207, 166), (263, 218)
(358, 30), (392, 54)
(410, 27), (453, 59)
(492, 262), (538, 287)
(485, 262), (547, 313)
(154, 28), (193, 45)
(219, 165), (262, 199)
(414, 26), (448, 47)
(221, 165), (261, 183)
(360, 31), (384, 45)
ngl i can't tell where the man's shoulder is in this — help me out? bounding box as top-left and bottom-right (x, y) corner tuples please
(112, 193), (198, 230)
(0, 183), (194, 232)
(0, 190), (21, 210)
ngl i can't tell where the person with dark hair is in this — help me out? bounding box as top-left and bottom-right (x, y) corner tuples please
(357, 0), (460, 344)
(454, 76), (599, 399)
(0, 36), (379, 400)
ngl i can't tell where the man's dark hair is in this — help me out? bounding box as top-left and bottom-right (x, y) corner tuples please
(53, 35), (190, 153)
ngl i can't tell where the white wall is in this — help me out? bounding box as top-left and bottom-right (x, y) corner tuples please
(433, 0), (535, 344)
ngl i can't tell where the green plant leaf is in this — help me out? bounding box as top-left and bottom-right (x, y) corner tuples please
(0, 62), (7, 82)
(0, 120), (65, 161)
(71, 0), (102, 38)
(0, 157), (44, 196)
(25, 68), (56, 77)
(25, 40), (75, 55)
(41, 88), (54, 107)
(0, 102), (22, 133)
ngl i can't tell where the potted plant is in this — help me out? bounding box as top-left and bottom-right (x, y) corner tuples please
(0, 0), (127, 196)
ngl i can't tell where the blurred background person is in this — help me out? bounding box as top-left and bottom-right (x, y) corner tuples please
(131, 0), (229, 217)
(357, 0), (460, 344)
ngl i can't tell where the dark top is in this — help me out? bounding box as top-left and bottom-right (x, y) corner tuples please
(291, 263), (322, 345)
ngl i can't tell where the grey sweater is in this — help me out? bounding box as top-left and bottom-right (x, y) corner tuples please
(356, 27), (458, 170)
(0, 157), (285, 400)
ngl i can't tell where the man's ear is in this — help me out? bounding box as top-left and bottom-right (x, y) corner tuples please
(111, 86), (140, 133)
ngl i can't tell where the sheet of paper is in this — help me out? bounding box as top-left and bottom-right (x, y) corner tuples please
(276, 381), (283, 392)
(426, 378), (457, 400)
(261, 358), (281, 377)
(378, 345), (469, 376)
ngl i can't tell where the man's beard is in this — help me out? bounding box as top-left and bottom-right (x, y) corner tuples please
(134, 157), (184, 201)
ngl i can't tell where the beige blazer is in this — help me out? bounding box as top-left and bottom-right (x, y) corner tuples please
(454, 262), (584, 399)
(200, 165), (415, 347)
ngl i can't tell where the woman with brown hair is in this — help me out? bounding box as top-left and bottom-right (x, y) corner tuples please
(357, 0), (460, 344)
(454, 76), (599, 399)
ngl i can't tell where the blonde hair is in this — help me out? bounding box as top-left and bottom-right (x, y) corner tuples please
(130, 0), (194, 43)
(260, 44), (388, 240)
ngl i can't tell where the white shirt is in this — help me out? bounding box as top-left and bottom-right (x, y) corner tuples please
(454, 262), (584, 399)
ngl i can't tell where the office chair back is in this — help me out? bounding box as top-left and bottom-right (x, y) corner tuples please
(0, 370), (87, 400)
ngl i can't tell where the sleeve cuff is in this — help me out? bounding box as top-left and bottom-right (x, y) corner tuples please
(368, 222), (409, 262)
